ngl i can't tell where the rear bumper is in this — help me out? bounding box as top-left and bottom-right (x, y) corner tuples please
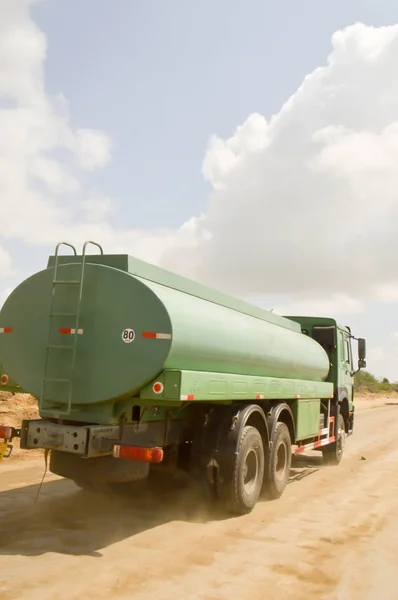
(20, 411), (188, 458)
(20, 419), (162, 483)
(20, 419), (120, 458)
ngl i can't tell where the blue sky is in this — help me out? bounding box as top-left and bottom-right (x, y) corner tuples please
(2, 0), (398, 380)
(32, 0), (398, 228)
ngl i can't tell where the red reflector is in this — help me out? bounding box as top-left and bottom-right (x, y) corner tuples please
(112, 445), (164, 463)
(153, 382), (164, 394)
(1, 374), (9, 385)
(142, 332), (157, 339)
(0, 328), (13, 333)
(0, 426), (15, 439)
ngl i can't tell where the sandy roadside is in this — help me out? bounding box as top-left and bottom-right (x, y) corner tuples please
(1, 394), (398, 599)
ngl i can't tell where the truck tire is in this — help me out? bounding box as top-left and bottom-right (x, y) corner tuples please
(224, 425), (265, 515)
(265, 422), (292, 499)
(322, 412), (345, 465)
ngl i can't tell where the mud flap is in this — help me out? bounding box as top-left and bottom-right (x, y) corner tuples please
(49, 449), (150, 483)
(189, 404), (269, 501)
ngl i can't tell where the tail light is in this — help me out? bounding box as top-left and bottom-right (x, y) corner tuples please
(112, 444), (164, 463)
(0, 426), (15, 440)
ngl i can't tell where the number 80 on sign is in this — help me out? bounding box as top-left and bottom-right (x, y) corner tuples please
(122, 328), (135, 343)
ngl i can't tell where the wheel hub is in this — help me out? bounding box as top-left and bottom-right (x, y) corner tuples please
(276, 441), (287, 480)
(243, 449), (258, 494)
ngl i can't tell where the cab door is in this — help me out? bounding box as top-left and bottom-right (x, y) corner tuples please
(339, 330), (354, 408)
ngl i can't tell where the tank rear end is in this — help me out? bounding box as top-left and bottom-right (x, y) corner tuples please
(0, 261), (173, 419)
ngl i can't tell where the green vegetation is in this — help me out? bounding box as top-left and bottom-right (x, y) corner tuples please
(354, 370), (398, 394)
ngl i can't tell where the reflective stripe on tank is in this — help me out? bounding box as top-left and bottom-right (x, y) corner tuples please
(142, 332), (172, 340)
(0, 328), (13, 333)
(59, 328), (83, 334)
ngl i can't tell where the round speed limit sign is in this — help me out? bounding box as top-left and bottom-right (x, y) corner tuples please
(121, 328), (136, 343)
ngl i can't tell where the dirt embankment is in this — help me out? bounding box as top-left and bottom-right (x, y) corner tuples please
(0, 392), (39, 424)
(0, 392), (41, 459)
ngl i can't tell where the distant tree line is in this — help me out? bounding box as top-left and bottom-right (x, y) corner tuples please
(354, 370), (398, 393)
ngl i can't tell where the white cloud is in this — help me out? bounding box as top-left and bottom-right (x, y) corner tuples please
(0, 285), (13, 308)
(158, 22), (398, 306)
(202, 113), (270, 191)
(373, 283), (398, 303)
(73, 129), (112, 170)
(273, 294), (365, 318)
(0, 0), (114, 247)
(366, 331), (398, 381)
(0, 246), (12, 279)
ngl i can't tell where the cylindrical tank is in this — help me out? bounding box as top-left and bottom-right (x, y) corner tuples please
(0, 262), (330, 406)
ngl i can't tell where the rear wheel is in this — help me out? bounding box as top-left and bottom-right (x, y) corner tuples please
(322, 412), (346, 465)
(223, 425), (265, 515)
(265, 422), (292, 499)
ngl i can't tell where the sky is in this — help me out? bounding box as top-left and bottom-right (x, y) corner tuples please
(1, 0), (398, 380)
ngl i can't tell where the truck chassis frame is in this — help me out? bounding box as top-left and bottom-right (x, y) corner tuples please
(1, 396), (349, 515)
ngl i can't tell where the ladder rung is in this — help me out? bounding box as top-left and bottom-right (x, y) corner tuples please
(46, 345), (73, 350)
(53, 280), (81, 285)
(43, 378), (71, 383)
(42, 400), (66, 406)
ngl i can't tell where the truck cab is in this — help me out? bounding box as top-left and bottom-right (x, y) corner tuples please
(287, 316), (366, 435)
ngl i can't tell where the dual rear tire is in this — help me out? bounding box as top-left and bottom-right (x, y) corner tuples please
(225, 425), (264, 515)
(224, 422), (292, 515)
(265, 422), (292, 500)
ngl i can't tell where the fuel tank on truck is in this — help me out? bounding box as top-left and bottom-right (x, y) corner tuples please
(0, 251), (330, 412)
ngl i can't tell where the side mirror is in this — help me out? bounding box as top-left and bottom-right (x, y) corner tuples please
(358, 338), (366, 370)
(358, 338), (366, 360)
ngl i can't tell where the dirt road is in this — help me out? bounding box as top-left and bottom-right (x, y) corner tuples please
(1, 397), (398, 600)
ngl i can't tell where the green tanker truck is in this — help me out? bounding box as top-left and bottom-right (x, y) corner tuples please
(0, 241), (366, 514)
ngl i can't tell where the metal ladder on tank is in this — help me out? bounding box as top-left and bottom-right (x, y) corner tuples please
(39, 240), (103, 416)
